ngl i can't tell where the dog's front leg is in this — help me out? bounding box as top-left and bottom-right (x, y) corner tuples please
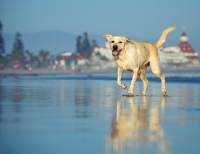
(117, 67), (127, 89)
(126, 68), (139, 97)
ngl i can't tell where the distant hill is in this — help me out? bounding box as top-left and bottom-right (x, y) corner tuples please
(2, 31), (199, 56)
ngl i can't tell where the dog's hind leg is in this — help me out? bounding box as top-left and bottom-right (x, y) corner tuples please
(150, 59), (167, 96)
(138, 67), (149, 96)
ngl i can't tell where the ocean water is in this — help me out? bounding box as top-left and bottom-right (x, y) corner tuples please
(0, 74), (200, 154)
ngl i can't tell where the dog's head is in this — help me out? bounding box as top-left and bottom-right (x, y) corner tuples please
(102, 34), (131, 56)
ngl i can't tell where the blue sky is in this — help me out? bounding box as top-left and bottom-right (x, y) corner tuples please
(0, 0), (200, 41)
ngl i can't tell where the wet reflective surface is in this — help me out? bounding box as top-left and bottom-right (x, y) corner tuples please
(0, 76), (200, 154)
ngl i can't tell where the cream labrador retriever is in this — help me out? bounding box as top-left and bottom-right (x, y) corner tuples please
(103, 26), (176, 96)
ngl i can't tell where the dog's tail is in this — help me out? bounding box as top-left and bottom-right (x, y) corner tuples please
(154, 26), (176, 48)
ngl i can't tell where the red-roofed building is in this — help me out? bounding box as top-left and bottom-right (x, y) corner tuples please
(178, 31), (199, 63)
(61, 53), (88, 65)
(158, 30), (200, 67)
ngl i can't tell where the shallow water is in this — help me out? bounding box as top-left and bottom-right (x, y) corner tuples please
(0, 76), (200, 154)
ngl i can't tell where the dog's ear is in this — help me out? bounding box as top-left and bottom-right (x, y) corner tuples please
(124, 36), (130, 40)
(124, 36), (131, 43)
(124, 36), (134, 44)
(102, 34), (112, 42)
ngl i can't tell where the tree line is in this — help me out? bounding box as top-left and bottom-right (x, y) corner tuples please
(0, 20), (97, 69)
(0, 21), (52, 69)
(76, 32), (97, 58)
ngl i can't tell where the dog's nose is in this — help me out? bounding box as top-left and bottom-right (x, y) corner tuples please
(113, 45), (118, 50)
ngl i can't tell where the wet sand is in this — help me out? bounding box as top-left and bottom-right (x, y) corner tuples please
(1, 67), (200, 76)
(0, 77), (200, 154)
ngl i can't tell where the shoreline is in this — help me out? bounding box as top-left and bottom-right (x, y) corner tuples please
(1, 67), (200, 76)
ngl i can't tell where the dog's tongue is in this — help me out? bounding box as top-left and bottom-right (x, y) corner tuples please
(112, 50), (119, 56)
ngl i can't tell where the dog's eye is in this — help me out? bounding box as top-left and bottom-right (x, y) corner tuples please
(119, 41), (122, 43)
(111, 41), (114, 43)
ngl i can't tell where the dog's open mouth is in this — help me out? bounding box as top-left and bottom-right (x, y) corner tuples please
(112, 50), (121, 56)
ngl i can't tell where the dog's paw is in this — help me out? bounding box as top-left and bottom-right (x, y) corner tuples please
(161, 88), (167, 96)
(118, 83), (127, 90)
(126, 93), (134, 97)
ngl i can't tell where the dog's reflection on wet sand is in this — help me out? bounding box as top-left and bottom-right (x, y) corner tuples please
(106, 96), (169, 154)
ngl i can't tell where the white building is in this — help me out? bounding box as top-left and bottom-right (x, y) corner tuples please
(158, 46), (187, 66)
(92, 42), (116, 68)
(93, 41), (113, 60)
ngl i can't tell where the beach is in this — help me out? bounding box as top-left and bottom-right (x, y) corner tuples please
(0, 74), (200, 154)
(1, 67), (200, 75)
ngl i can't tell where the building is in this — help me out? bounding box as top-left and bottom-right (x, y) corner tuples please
(61, 52), (88, 65)
(93, 41), (113, 60)
(92, 41), (116, 68)
(178, 31), (199, 66)
(159, 46), (187, 66)
(159, 30), (199, 67)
